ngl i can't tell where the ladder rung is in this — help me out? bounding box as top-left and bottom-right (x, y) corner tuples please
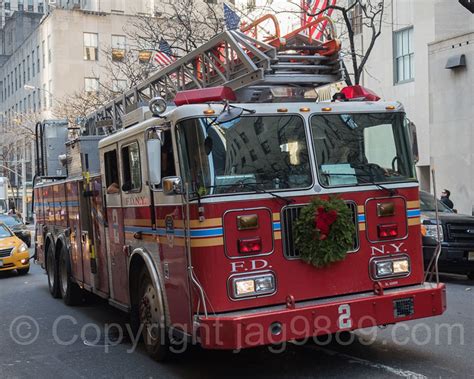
(271, 64), (333, 70)
(276, 54), (332, 61)
(263, 74), (340, 84)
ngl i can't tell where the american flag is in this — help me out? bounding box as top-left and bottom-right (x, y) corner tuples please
(154, 38), (176, 66)
(224, 3), (240, 30)
(301, 0), (337, 40)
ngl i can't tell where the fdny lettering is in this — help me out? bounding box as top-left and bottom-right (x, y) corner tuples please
(231, 259), (270, 273)
(371, 242), (406, 256)
(125, 196), (149, 206)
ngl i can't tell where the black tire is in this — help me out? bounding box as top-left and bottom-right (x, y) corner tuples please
(138, 269), (170, 362)
(58, 246), (83, 306)
(467, 272), (474, 280)
(46, 244), (61, 298)
(17, 266), (30, 275)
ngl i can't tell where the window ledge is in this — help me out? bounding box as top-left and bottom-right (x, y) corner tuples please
(394, 78), (414, 86)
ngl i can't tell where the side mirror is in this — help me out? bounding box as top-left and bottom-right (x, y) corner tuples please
(162, 176), (182, 195)
(408, 120), (419, 164)
(146, 138), (162, 190)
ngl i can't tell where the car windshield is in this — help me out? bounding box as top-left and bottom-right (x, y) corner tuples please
(0, 215), (22, 226)
(0, 224), (12, 238)
(311, 112), (416, 187)
(420, 192), (452, 213)
(176, 115), (312, 195)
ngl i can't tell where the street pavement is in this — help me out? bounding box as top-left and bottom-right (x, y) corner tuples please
(0, 248), (473, 379)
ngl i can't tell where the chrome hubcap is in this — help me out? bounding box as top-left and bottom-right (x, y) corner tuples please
(139, 284), (161, 345)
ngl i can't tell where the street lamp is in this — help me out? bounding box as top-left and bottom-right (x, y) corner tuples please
(24, 84), (54, 109)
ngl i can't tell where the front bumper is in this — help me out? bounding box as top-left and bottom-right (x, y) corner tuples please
(198, 283), (446, 349)
(423, 245), (474, 274)
(0, 251), (30, 272)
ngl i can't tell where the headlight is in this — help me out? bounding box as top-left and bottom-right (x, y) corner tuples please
(18, 243), (28, 253)
(421, 223), (443, 242)
(231, 273), (276, 299)
(372, 256), (411, 279)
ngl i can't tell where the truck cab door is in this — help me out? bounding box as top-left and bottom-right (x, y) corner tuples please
(102, 145), (128, 305)
(148, 129), (193, 333)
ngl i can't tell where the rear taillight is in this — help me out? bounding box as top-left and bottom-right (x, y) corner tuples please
(238, 237), (262, 254)
(378, 223), (398, 239)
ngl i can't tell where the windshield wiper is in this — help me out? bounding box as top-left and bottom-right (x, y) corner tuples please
(194, 182), (294, 205)
(321, 172), (397, 196)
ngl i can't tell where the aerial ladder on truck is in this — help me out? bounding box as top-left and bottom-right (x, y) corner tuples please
(85, 16), (343, 134)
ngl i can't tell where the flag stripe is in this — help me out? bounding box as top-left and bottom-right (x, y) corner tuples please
(302, 0), (336, 40)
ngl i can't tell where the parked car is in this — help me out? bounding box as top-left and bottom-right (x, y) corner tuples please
(0, 222), (29, 275)
(420, 190), (474, 279)
(0, 214), (31, 247)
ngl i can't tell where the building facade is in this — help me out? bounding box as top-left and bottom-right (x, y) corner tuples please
(353, 0), (473, 214)
(0, 0), (226, 215)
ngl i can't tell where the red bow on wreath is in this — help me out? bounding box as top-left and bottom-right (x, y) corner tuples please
(314, 207), (338, 240)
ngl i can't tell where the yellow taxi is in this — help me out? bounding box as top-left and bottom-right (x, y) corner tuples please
(0, 222), (30, 275)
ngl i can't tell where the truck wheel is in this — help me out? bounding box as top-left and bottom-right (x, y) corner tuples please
(138, 269), (169, 362)
(59, 246), (83, 305)
(468, 272), (474, 280)
(46, 244), (61, 298)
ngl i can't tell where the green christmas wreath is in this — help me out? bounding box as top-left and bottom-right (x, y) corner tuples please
(293, 196), (355, 268)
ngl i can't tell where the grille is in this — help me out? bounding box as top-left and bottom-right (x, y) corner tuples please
(281, 202), (358, 259)
(393, 297), (414, 318)
(0, 248), (13, 258)
(445, 223), (474, 242)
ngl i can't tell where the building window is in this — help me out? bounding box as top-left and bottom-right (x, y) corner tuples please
(36, 46), (40, 73)
(83, 33), (98, 61)
(138, 50), (152, 64)
(121, 142), (141, 192)
(33, 90), (36, 112)
(28, 0), (33, 11)
(32, 50), (35, 77)
(5, 2), (10, 10)
(394, 27), (414, 83)
(27, 55), (30, 80)
(84, 77), (99, 93)
(112, 79), (127, 93)
(18, 1), (24, 11)
(38, 2), (44, 13)
(349, 0), (362, 35)
(14, 67), (17, 91)
(42, 40), (45, 68)
(22, 59), (25, 84)
(43, 83), (47, 108)
(111, 35), (126, 62)
(37, 90), (41, 110)
(47, 35), (52, 63)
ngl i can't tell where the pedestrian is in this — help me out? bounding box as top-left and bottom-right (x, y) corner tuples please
(440, 189), (454, 209)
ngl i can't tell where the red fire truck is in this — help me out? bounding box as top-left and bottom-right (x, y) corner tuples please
(33, 18), (445, 360)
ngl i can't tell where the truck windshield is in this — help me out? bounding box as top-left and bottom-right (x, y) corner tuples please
(176, 115), (312, 195)
(311, 112), (416, 187)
